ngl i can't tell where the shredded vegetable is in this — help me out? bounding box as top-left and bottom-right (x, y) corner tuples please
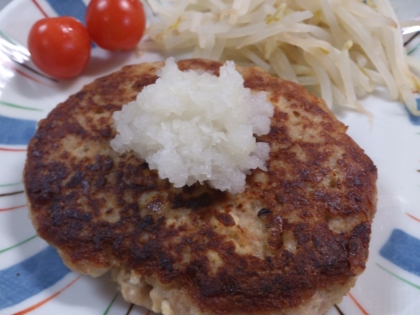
(144, 0), (420, 115)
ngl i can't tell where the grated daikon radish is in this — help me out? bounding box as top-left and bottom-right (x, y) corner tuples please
(111, 58), (274, 194)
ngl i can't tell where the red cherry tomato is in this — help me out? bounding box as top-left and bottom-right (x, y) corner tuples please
(28, 17), (91, 79)
(85, 0), (146, 51)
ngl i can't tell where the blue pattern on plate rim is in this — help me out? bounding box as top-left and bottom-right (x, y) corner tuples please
(0, 115), (36, 145)
(45, 0), (87, 25)
(380, 229), (420, 277)
(0, 246), (70, 310)
(406, 97), (420, 125)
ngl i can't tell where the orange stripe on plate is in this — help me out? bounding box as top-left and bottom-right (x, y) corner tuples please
(31, 0), (49, 18)
(348, 292), (369, 315)
(0, 205), (26, 212)
(0, 147), (27, 152)
(0, 58), (55, 88)
(406, 213), (420, 223)
(12, 275), (82, 315)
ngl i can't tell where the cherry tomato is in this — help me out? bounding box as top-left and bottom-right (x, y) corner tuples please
(28, 17), (91, 79)
(85, 0), (146, 51)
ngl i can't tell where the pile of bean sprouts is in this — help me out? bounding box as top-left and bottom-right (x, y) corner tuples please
(145, 0), (420, 115)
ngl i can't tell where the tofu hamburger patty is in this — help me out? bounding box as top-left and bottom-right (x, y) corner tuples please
(24, 59), (377, 315)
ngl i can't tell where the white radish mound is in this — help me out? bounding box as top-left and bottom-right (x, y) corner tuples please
(111, 58), (274, 194)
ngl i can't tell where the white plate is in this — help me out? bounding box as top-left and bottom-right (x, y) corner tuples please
(0, 1), (419, 315)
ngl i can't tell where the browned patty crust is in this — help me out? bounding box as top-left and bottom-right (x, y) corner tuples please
(24, 59), (377, 314)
